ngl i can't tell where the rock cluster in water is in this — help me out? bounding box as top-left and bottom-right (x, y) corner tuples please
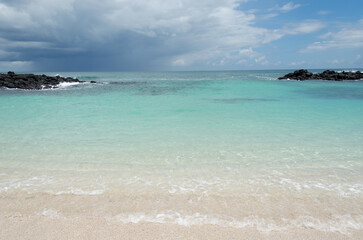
(0, 71), (92, 90)
(278, 69), (363, 81)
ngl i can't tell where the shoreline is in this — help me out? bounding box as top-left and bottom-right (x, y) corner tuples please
(1, 191), (362, 238)
(1, 216), (361, 240)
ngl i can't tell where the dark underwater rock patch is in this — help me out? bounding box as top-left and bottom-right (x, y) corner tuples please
(278, 69), (363, 81)
(108, 81), (144, 85)
(0, 71), (96, 90)
(212, 97), (277, 103)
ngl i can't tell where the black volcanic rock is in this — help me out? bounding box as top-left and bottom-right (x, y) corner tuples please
(278, 69), (363, 81)
(0, 72), (86, 89)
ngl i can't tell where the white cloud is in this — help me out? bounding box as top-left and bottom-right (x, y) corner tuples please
(290, 61), (306, 66)
(239, 48), (256, 57)
(317, 10), (331, 15)
(172, 59), (186, 66)
(254, 55), (268, 64)
(238, 48), (268, 65)
(263, 2), (301, 20)
(261, 13), (279, 20)
(329, 59), (340, 64)
(260, 20), (324, 45)
(281, 20), (325, 35)
(270, 2), (301, 12)
(304, 19), (363, 52)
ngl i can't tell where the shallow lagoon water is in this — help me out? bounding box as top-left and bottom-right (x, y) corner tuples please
(0, 70), (362, 234)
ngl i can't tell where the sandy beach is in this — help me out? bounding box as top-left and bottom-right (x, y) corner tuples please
(1, 216), (362, 240)
(1, 190), (362, 239)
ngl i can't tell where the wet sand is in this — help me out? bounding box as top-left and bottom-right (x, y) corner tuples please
(1, 216), (361, 240)
(0, 192), (362, 239)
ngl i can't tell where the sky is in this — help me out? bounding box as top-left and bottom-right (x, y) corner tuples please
(0, 0), (362, 72)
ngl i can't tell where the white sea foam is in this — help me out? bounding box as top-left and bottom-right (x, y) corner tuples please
(1, 172), (362, 197)
(337, 70), (360, 73)
(1, 79), (83, 90)
(255, 75), (276, 81)
(279, 178), (302, 191)
(0, 175), (106, 196)
(38, 209), (64, 219)
(0, 176), (54, 193)
(165, 179), (226, 195)
(54, 188), (105, 196)
(247, 176), (363, 196)
(57, 82), (82, 88)
(106, 211), (363, 234)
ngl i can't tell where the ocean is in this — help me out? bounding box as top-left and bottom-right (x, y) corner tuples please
(0, 70), (362, 234)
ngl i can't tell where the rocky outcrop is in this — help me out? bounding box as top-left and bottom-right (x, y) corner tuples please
(278, 69), (363, 81)
(0, 71), (94, 90)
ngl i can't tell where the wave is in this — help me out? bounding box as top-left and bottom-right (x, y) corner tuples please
(106, 211), (363, 234)
(0, 175), (106, 195)
(337, 70), (361, 73)
(57, 82), (83, 88)
(0, 82), (85, 91)
(2, 173), (362, 197)
(54, 188), (105, 196)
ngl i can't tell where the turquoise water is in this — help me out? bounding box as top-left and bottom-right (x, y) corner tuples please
(0, 70), (362, 232)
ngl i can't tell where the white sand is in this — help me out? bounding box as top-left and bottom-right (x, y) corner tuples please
(1, 216), (361, 240)
(0, 192), (362, 239)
